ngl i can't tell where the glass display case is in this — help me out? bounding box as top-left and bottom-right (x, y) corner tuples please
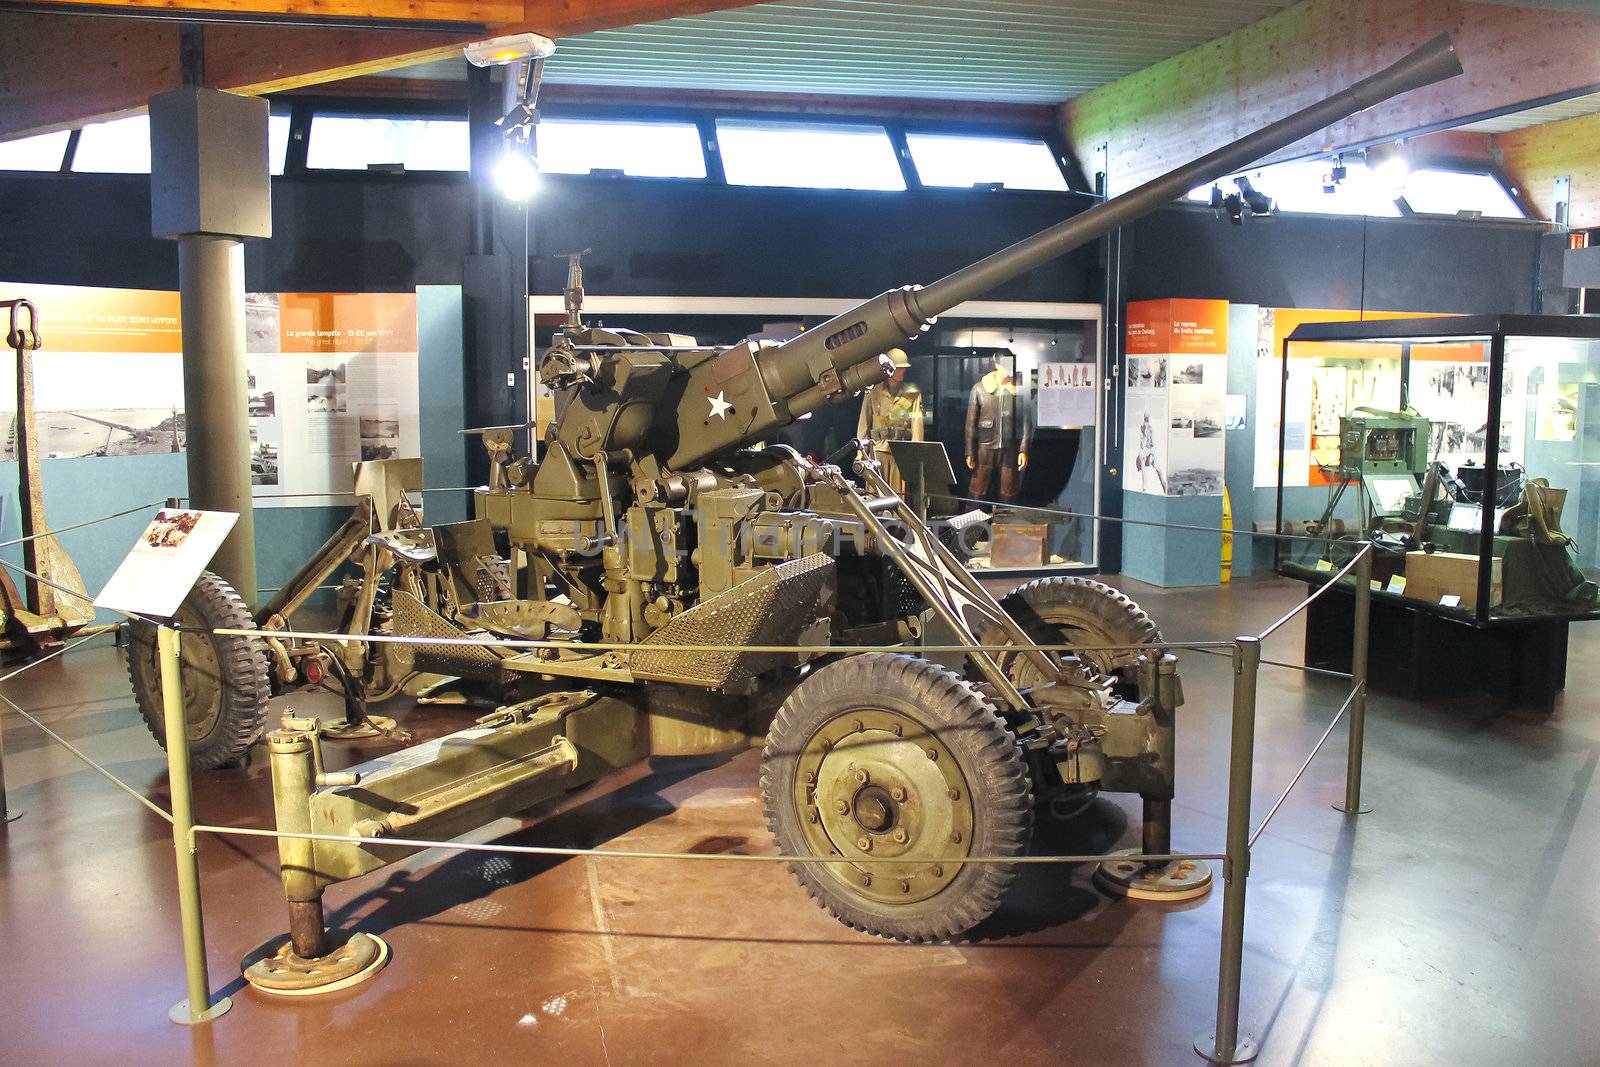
(1274, 315), (1600, 625)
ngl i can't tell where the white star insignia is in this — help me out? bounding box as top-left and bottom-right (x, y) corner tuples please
(708, 391), (733, 420)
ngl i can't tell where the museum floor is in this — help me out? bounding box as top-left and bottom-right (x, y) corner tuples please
(1, 573), (1596, 1066)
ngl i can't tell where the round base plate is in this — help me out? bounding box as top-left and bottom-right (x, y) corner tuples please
(244, 932), (389, 996)
(320, 715), (400, 741)
(1194, 1030), (1259, 1064)
(168, 994), (233, 1025)
(1332, 802), (1373, 814)
(1094, 849), (1213, 901)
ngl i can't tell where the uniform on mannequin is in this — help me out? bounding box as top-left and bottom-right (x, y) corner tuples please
(857, 347), (924, 492)
(964, 355), (1031, 504)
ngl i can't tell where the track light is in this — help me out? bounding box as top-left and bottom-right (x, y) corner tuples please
(1234, 176), (1274, 216)
(494, 149), (540, 200)
(1212, 183), (1243, 225)
(464, 32), (556, 67)
(1323, 155), (1347, 194)
(490, 49), (551, 201)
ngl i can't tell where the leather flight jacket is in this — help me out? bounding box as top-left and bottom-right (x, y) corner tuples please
(965, 380), (1032, 459)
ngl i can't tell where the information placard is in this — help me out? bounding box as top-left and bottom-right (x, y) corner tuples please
(94, 508), (238, 618)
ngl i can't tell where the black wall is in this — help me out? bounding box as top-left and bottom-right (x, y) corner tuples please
(0, 171), (1101, 303)
(1125, 204), (1543, 314)
(0, 170), (1544, 315)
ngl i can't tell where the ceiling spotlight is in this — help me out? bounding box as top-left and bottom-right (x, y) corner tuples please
(1234, 176), (1274, 216)
(464, 32), (557, 67)
(1323, 155), (1348, 195)
(488, 48), (550, 200)
(1368, 142), (1410, 196)
(494, 149), (540, 201)
(1211, 184), (1243, 225)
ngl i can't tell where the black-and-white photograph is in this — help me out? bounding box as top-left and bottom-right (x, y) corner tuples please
(307, 363), (348, 413)
(1175, 361), (1205, 385)
(248, 371), (276, 418)
(1167, 467), (1223, 495)
(245, 291), (280, 353)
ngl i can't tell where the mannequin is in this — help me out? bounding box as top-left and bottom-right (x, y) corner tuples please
(965, 355), (1030, 503)
(857, 347), (923, 492)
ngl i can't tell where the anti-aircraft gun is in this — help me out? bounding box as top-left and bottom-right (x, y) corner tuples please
(127, 36), (1462, 975)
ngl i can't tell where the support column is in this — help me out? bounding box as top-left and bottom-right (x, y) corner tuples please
(177, 234), (256, 602)
(149, 84), (271, 605)
(462, 63), (531, 486)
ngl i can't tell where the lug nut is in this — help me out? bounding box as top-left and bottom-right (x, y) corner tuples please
(892, 828), (909, 844)
(890, 787), (907, 802)
(857, 836), (872, 851)
(854, 768), (869, 784)
(925, 748), (938, 761)
(834, 799), (849, 815)
(931, 865), (944, 878)
(899, 880), (911, 894)
(951, 830), (963, 843)
(948, 788), (960, 801)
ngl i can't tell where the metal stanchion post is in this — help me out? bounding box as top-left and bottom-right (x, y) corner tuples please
(1335, 548), (1373, 815)
(158, 624), (232, 1025)
(0, 708), (15, 823)
(1196, 636), (1260, 1064)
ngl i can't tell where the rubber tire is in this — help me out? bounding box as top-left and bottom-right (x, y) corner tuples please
(985, 576), (1161, 683)
(761, 653), (1032, 942)
(127, 570), (271, 770)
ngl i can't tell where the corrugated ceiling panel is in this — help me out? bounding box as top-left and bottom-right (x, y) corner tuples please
(1455, 91), (1600, 134)
(530, 0), (1295, 103)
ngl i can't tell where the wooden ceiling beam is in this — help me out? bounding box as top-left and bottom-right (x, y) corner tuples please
(14, 0), (523, 23)
(0, 0), (761, 139)
(1065, 0), (1600, 196)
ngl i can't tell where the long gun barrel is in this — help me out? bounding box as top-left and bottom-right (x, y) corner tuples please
(661, 34), (1462, 472)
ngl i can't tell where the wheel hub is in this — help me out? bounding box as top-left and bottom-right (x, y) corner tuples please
(852, 784), (897, 833)
(794, 708), (975, 904)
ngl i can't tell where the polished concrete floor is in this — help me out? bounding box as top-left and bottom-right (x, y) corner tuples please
(2, 574), (1598, 1065)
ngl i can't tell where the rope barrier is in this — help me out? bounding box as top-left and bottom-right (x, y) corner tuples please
(1256, 544), (1373, 641)
(202, 624), (1237, 656)
(1248, 686), (1360, 849)
(0, 499), (167, 551)
(187, 823), (1224, 868)
(0, 630), (173, 825)
(948, 495), (1329, 544)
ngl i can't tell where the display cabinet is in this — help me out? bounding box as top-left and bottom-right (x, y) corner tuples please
(1272, 315), (1600, 710)
(1275, 315), (1600, 623)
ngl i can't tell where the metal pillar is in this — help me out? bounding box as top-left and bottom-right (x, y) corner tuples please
(462, 63), (531, 487)
(159, 625), (232, 1024)
(177, 235), (257, 603)
(150, 83), (270, 606)
(1337, 549), (1374, 815)
(1197, 636), (1261, 1064)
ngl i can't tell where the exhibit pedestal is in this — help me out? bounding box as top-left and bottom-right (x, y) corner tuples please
(1301, 584), (1570, 714)
(1120, 491), (1224, 587)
